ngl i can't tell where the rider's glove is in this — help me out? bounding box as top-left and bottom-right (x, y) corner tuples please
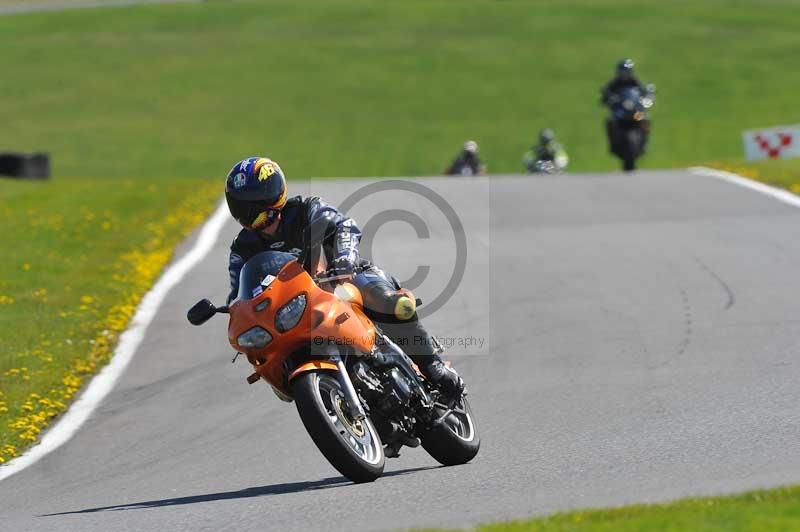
(331, 255), (356, 277)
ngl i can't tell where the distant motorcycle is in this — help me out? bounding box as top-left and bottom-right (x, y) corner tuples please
(530, 159), (558, 174)
(187, 251), (479, 483)
(606, 85), (655, 171)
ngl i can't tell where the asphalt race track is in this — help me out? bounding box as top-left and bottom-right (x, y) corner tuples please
(2, 170), (800, 531)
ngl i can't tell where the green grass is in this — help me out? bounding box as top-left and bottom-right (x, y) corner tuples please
(709, 158), (800, 193)
(1, 0), (800, 178)
(432, 485), (800, 531)
(0, 176), (218, 458)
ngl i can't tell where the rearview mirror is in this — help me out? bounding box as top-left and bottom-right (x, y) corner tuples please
(187, 299), (217, 326)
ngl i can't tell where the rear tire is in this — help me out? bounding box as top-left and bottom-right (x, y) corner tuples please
(421, 397), (480, 466)
(294, 371), (385, 483)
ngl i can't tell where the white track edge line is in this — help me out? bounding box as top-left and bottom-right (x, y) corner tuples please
(0, 198), (229, 482)
(689, 166), (800, 209)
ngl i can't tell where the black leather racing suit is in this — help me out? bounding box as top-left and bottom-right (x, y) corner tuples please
(601, 74), (651, 150)
(600, 75), (649, 105)
(445, 152), (483, 176)
(227, 195), (458, 390)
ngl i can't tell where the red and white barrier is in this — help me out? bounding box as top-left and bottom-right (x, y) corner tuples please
(743, 125), (800, 161)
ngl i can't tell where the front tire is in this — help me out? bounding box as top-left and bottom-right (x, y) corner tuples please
(623, 154), (636, 172)
(294, 371), (385, 483)
(421, 397), (480, 466)
(622, 128), (642, 171)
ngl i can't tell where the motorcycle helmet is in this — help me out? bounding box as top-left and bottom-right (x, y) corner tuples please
(225, 157), (288, 230)
(617, 58), (635, 78)
(539, 128), (556, 145)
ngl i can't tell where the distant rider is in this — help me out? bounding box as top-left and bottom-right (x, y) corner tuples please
(523, 128), (569, 172)
(224, 157), (464, 397)
(445, 140), (486, 176)
(600, 59), (649, 106)
(601, 59), (652, 154)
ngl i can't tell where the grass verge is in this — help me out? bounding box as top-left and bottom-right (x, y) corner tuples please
(432, 485), (800, 531)
(0, 176), (219, 463)
(2, 0), (800, 178)
(708, 159), (800, 194)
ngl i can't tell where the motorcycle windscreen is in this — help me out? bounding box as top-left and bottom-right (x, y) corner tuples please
(237, 251), (298, 301)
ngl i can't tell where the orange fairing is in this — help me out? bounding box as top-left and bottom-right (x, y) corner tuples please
(334, 282), (363, 307)
(228, 260), (376, 395)
(289, 361), (338, 380)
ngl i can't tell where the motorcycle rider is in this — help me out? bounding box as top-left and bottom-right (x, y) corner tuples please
(224, 156), (464, 396)
(600, 59), (649, 105)
(523, 128), (569, 172)
(445, 140), (486, 176)
(601, 59), (652, 154)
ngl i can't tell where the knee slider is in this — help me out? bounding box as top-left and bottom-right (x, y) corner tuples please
(393, 289), (417, 321)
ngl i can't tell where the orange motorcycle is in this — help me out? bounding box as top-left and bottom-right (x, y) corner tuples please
(187, 251), (479, 483)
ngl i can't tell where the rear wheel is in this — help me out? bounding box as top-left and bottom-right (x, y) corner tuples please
(294, 371), (384, 483)
(421, 397), (480, 466)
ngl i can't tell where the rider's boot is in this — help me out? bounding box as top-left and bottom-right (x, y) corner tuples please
(381, 317), (464, 398)
(352, 264), (465, 398)
(418, 355), (465, 398)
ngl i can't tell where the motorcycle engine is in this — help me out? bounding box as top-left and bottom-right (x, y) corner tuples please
(351, 361), (414, 414)
(386, 367), (414, 403)
(350, 359), (421, 446)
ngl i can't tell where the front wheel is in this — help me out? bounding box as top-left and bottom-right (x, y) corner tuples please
(294, 371), (385, 483)
(421, 396), (480, 466)
(623, 155), (636, 172)
(622, 128), (642, 171)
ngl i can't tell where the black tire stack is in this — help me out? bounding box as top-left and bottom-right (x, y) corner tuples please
(0, 153), (50, 179)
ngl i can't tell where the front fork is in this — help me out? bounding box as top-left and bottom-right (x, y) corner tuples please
(331, 355), (367, 421)
(331, 332), (435, 422)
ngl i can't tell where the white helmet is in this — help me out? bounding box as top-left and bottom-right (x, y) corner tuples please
(463, 140), (479, 154)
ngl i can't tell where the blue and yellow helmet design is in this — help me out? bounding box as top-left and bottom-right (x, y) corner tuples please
(225, 157), (288, 229)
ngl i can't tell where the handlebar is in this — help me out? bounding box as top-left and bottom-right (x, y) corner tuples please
(314, 272), (354, 284)
(313, 263), (369, 285)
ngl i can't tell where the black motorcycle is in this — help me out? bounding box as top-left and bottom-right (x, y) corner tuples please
(606, 85), (655, 171)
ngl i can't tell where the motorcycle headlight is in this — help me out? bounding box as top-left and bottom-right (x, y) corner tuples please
(275, 294), (306, 333)
(237, 326), (272, 348)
